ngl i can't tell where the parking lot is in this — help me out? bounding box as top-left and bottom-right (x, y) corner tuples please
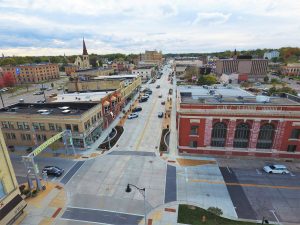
(217, 157), (300, 224)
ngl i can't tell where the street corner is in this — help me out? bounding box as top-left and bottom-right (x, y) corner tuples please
(21, 182), (67, 225)
(141, 203), (181, 225)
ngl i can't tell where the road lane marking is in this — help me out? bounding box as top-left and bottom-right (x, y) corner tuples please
(190, 179), (300, 190)
(270, 210), (282, 225)
(185, 167), (188, 182)
(256, 169), (262, 175)
(290, 172), (296, 177)
(226, 166), (232, 173)
(135, 97), (158, 150)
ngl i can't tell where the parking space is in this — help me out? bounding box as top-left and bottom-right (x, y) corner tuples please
(217, 157), (300, 224)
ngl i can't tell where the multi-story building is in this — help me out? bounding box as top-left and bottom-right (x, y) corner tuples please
(140, 50), (163, 65)
(1, 63), (59, 84)
(263, 50), (280, 60)
(281, 63), (300, 76)
(0, 102), (103, 149)
(177, 85), (300, 159)
(132, 67), (155, 81)
(64, 64), (79, 76)
(215, 59), (268, 81)
(0, 129), (27, 224)
(74, 68), (115, 78)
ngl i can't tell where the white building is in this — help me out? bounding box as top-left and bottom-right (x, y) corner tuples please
(132, 67), (153, 81)
(263, 50), (280, 60)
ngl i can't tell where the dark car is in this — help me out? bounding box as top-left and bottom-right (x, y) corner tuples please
(158, 112), (164, 118)
(145, 90), (152, 95)
(139, 98), (148, 103)
(42, 166), (64, 177)
(156, 85), (160, 88)
(132, 106), (142, 112)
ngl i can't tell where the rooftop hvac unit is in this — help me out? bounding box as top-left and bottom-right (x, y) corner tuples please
(256, 95), (270, 103)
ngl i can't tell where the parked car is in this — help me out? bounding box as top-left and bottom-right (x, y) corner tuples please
(49, 93), (58, 98)
(42, 166), (64, 177)
(161, 101), (165, 105)
(156, 85), (160, 88)
(128, 113), (139, 119)
(0, 88), (8, 92)
(36, 100), (46, 104)
(158, 94), (162, 98)
(57, 87), (63, 90)
(263, 164), (289, 174)
(145, 90), (152, 95)
(132, 106), (142, 112)
(158, 112), (164, 118)
(47, 87), (53, 91)
(19, 99), (24, 103)
(139, 98), (148, 103)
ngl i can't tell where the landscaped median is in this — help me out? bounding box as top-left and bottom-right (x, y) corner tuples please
(178, 204), (261, 225)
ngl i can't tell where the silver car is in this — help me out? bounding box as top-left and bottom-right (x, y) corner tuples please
(263, 164), (289, 174)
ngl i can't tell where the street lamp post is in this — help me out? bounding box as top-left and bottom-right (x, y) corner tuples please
(125, 184), (146, 225)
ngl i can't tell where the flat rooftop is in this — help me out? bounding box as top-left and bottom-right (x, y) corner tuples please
(0, 102), (98, 116)
(93, 74), (138, 80)
(54, 91), (112, 102)
(179, 85), (300, 105)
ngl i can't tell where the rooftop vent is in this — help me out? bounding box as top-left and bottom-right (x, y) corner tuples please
(62, 109), (71, 114)
(59, 106), (69, 110)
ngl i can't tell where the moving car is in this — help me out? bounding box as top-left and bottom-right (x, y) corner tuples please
(42, 166), (64, 177)
(19, 99), (24, 103)
(132, 106), (142, 112)
(49, 93), (58, 98)
(156, 85), (160, 88)
(128, 113), (138, 119)
(161, 101), (165, 105)
(263, 164), (289, 174)
(158, 112), (164, 118)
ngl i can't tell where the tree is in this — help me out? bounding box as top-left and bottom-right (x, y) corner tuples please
(207, 207), (223, 216)
(2, 72), (16, 87)
(263, 76), (269, 83)
(197, 74), (217, 86)
(185, 66), (198, 80)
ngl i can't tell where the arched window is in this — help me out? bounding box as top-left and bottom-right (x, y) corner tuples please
(233, 123), (250, 148)
(256, 123), (275, 149)
(211, 122), (227, 147)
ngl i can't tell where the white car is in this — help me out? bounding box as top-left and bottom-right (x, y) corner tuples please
(128, 113), (138, 119)
(263, 164), (289, 174)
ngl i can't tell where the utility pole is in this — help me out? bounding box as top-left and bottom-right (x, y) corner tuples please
(0, 91), (5, 108)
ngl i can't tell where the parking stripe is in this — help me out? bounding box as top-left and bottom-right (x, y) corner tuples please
(190, 179), (300, 190)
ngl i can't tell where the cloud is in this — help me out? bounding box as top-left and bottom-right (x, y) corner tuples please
(192, 12), (231, 25)
(0, 0), (299, 55)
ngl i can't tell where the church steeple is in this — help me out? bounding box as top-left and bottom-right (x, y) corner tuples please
(83, 37), (88, 55)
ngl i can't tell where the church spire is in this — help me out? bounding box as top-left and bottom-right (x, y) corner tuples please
(83, 37), (88, 55)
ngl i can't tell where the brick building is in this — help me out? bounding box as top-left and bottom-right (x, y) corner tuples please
(281, 63), (300, 76)
(215, 59), (268, 81)
(177, 85), (300, 158)
(2, 63), (59, 84)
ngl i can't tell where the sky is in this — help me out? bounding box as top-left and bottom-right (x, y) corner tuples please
(0, 0), (299, 56)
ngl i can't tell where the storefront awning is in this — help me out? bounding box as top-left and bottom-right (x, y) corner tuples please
(103, 101), (110, 106)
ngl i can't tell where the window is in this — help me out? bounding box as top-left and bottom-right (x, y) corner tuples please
(287, 145), (297, 152)
(42, 135), (47, 141)
(211, 122), (227, 147)
(26, 134), (31, 140)
(5, 133), (11, 140)
(56, 124), (62, 132)
(190, 125), (199, 135)
(36, 134), (41, 142)
(0, 181), (6, 199)
(1, 121), (8, 128)
(21, 133), (26, 141)
(49, 123), (55, 131)
(23, 122), (29, 130)
(256, 124), (275, 149)
(8, 122), (14, 129)
(39, 123), (45, 131)
(97, 112), (101, 119)
(233, 123), (250, 148)
(17, 122), (24, 130)
(65, 124), (72, 130)
(11, 133), (16, 140)
(104, 106), (110, 114)
(73, 125), (79, 132)
(290, 129), (300, 139)
(32, 123), (39, 130)
(189, 141), (198, 148)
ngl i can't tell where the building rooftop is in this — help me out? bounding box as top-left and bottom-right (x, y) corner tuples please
(179, 85), (300, 105)
(0, 102), (98, 116)
(93, 74), (138, 80)
(54, 91), (112, 102)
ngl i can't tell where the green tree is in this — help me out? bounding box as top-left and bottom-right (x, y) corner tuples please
(263, 76), (269, 83)
(197, 74), (217, 86)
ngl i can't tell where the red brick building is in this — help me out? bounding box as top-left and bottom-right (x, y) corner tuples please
(2, 63), (59, 84)
(177, 86), (300, 158)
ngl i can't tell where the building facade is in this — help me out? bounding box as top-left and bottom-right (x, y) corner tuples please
(177, 86), (300, 158)
(140, 50), (163, 65)
(0, 129), (27, 224)
(132, 67), (154, 81)
(281, 63), (300, 76)
(0, 102), (103, 149)
(263, 50), (280, 60)
(2, 63), (59, 84)
(65, 64), (79, 76)
(215, 59), (268, 81)
(74, 38), (91, 70)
